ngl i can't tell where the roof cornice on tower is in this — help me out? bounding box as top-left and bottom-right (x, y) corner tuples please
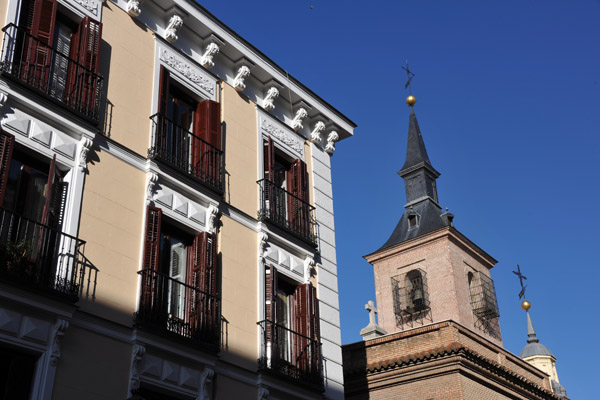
(365, 226), (497, 268)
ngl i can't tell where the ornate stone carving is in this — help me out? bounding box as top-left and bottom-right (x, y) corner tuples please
(259, 232), (269, 259)
(50, 319), (69, 366)
(292, 108), (308, 131)
(126, 0), (141, 17)
(207, 205), (218, 233)
(146, 173), (158, 202)
(200, 43), (220, 69)
(260, 117), (303, 156)
(79, 137), (93, 170)
(198, 367), (214, 400)
(73, 0), (98, 16)
(258, 387), (269, 400)
(159, 49), (215, 96)
(310, 121), (325, 143)
(128, 344), (146, 398)
(0, 91), (8, 106)
(325, 130), (339, 155)
(165, 15), (183, 43)
(263, 87), (279, 111)
(304, 256), (315, 283)
(233, 65), (251, 92)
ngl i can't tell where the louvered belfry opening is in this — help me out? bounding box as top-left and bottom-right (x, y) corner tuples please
(134, 206), (221, 352)
(0, 129), (86, 301)
(258, 137), (317, 246)
(148, 67), (224, 194)
(469, 272), (501, 338)
(0, 0), (104, 123)
(391, 269), (432, 329)
(258, 265), (324, 390)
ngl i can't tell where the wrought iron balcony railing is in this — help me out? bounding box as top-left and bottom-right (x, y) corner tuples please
(257, 179), (317, 246)
(134, 268), (221, 352)
(0, 207), (86, 302)
(258, 320), (323, 390)
(149, 113), (224, 193)
(0, 24), (104, 124)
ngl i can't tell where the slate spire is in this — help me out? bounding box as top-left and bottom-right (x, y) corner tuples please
(377, 105), (453, 251)
(397, 108), (440, 205)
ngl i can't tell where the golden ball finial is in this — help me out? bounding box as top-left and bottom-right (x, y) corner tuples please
(406, 95), (417, 106)
(521, 300), (531, 311)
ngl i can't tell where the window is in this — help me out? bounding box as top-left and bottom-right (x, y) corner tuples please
(392, 268), (430, 328)
(136, 206), (220, 350)
(149, 67), (223, 192)
(260, 264), (322, 387)
(0, 346), (37, 400)
(4, 0), (103, 121)
(259, 137), (315, 244)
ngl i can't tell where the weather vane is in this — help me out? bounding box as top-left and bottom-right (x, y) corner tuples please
(512, 264), (527, 300)
(402, 61), (417, 107)
(401, 61), (415, 94)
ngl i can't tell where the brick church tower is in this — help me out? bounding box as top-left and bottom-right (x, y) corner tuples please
(342, 98), (567, 399)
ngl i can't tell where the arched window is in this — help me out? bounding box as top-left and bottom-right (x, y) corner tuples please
(406, 269), (427, 312)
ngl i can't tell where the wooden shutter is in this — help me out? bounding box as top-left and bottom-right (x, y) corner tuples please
(194, 100), (221, 149)
(158, 66), (170, 116)
(294, 283), (320, 374)
(40, 154), (56, 226)
(192, 100), (221, 184)
(24, 0), (57, 88)
(265, 264), (279, 359)
(75, 17), (102, 115)
(263, 137), (275, 182)
(287, 159), (309, 235)
(190, 232), (218, 335)
(0, 129), (15, 206)
(143, 206), (162, 271)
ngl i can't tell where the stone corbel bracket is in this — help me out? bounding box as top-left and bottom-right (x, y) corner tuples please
(291, 100), (312, 132)
(165, 15), (183, 43)
(258, 386), (270, 400)
(79, 136), (93, 171)
(258, 232), (269, 260)
(310, 120), (326, 143)
(304, 255), (315, 283)
(200, 43), (220, 69)
(262, 80), (283, 112)
(199, 367), (214, 400)
(146, 172), (159, 203)
(325, 130), (339, 155)
(0, 91), (9, 125)
(50, 319), (69, 366)
(128, 344), (146, 398)
(126, 0), (141, 17)
(206, 204), (219, 234)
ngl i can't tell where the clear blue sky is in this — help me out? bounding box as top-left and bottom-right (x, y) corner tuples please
(201, 1), (599, 398)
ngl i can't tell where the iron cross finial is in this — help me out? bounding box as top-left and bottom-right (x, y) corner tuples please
(512, 264), (528, 299)
(401, 60), (415, 94)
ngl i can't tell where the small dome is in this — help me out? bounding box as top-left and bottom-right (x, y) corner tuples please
(521, 341), (554, 358)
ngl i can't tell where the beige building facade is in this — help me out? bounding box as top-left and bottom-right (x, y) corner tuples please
(0, 1), (354, 399)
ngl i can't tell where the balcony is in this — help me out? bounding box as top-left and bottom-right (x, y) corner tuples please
(0, 208), (86, 302)
(257, 179), (317, 246)
(134, 268), (221, 352)
(258, 320), (323, 390)
(0, 24), (104, 124)
(149, 113), (224, 194)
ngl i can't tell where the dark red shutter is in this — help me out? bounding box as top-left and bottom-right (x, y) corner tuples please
(0, 129), (15, 207)
(264, 137), (275, 182)
(24, 0), (57, 88)
(190, 232), (218, 335)
(143, 206), (162, 272)
(287, 159), (309, 236)
(192, 100), (221, 184)
(158, 66), (170, 116)
(74, 17), (102, 115)
(294, 283), (320, 375)
(40, 154), (56, 225)
(194, 100), (221, 150)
